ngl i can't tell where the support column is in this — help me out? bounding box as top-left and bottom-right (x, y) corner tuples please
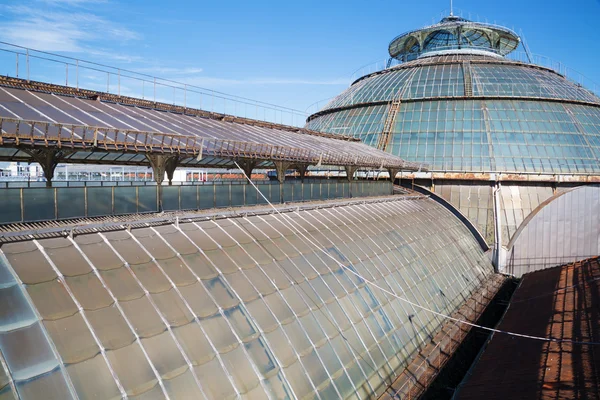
(388, 168), (399, 182)
(147, 154), (180, 211)
(23, 149), (74, 187)
(164, 156), (179, 186)
(273, 161), (292, 203)
(388, 168), (399, 194)
(237, 159), (257, 180)
(344, 165), (357, 182)
(345, 165), (358, 198)
(295, 164), (309, 182)
(273, 161), (292, 184)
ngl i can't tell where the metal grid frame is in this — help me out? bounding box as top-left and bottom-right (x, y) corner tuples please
(0, 197), (493, 399)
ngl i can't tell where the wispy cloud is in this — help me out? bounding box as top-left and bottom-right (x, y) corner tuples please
(0, 3), (140, 57)
(38, 0), (108, 5)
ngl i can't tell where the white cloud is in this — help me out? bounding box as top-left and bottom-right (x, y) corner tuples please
(38, 0), (108, 5)
(0, 4), (140, 55)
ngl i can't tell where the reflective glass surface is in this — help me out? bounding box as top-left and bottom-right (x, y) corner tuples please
(308, 99), (600, 174)
(0, 197), (493, 399)
(307, 56), (600, 175)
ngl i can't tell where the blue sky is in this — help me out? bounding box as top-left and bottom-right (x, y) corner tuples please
(0, 0), (599, 123)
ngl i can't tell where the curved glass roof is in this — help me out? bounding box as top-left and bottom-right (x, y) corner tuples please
(389, 16), (520, 61)
(306, 52), (600, 175)
(0, 197), (491, 399)
(307, 98), (600, 174)
(310, 57), (600, 114)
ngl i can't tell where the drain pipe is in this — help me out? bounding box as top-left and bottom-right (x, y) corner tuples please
(492, 181), (502, 272)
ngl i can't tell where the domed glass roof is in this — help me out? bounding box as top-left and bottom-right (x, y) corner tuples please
(307, 47), (600, 174)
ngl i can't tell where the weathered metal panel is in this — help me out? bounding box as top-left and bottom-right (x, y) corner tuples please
(505, 185), (600, 276)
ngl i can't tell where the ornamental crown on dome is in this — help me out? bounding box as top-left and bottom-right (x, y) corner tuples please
(388, 16), (520, 62)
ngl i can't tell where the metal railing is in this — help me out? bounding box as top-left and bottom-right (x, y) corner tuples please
(0, 180), (393, 224)
(0, 41), (308, 127)
(0, 117), (417, 169)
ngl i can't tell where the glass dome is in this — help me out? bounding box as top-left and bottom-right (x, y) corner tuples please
(306, 53), (600, 174)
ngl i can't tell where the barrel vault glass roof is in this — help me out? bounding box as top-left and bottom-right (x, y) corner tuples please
(306, 55), (600, 174)
(0, 197), (492, 399)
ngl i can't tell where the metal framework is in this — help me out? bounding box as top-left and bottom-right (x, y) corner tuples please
(388, 16), (520, 61)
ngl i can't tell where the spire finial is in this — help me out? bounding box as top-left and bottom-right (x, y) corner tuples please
(450, 0), (454, 16)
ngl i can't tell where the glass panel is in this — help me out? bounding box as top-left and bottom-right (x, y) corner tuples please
(74, 234), (124, 271)
(172, 323), (215, 366)
(99, 267), (144, 301)
(44, 312), (99, 364)
(154, 226), (198, 255)
(103, 231), (151, 265)
(65, 273), (113, 311)
(130, 262), (171, 294)
(119, 296), (165, 338)
(1, 242), (56, 285)
(0, 285), (36, 332)
(15, 369), (73, 400)
(0, 322), (59, 381)
(26, 280), (77, 321)
(86, 305), (135, 351)
(180, 252), (218, 280)
(200, 314), (237, 353)
(141, 330), (187, 379)
(56, 187), (85, 219)
(106, 342), (159, 397)
(22, 188), (55, 222)
(163, 368), (204, 399)
(156, 257), (196, 287)
(178, 282), (218, 318)
(151, 289), (194, 327)
(66, 354), (121, 399)
(220, 345), (260, 394)
(0, 188), (22, 224)
(193, 356), (236, 399)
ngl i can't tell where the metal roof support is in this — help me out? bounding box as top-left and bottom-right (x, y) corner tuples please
(147, 154), (180, 186)
(344, 165), (358, 182)
(146, 153), (180, 211)
(22, 148), (73, 187)
(273, 161), (292, 184)
(237, 159), (258, 180)
(274, 161), (293, 204)
(388, 168), (399, 182)
(295, 164), (309, 182)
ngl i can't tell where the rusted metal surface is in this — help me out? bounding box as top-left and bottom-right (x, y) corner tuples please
(0, 116), (421, 170)
(379, 274), (507, 400)
(399, 171), (600, 183)
(457, 257), (600, 399)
